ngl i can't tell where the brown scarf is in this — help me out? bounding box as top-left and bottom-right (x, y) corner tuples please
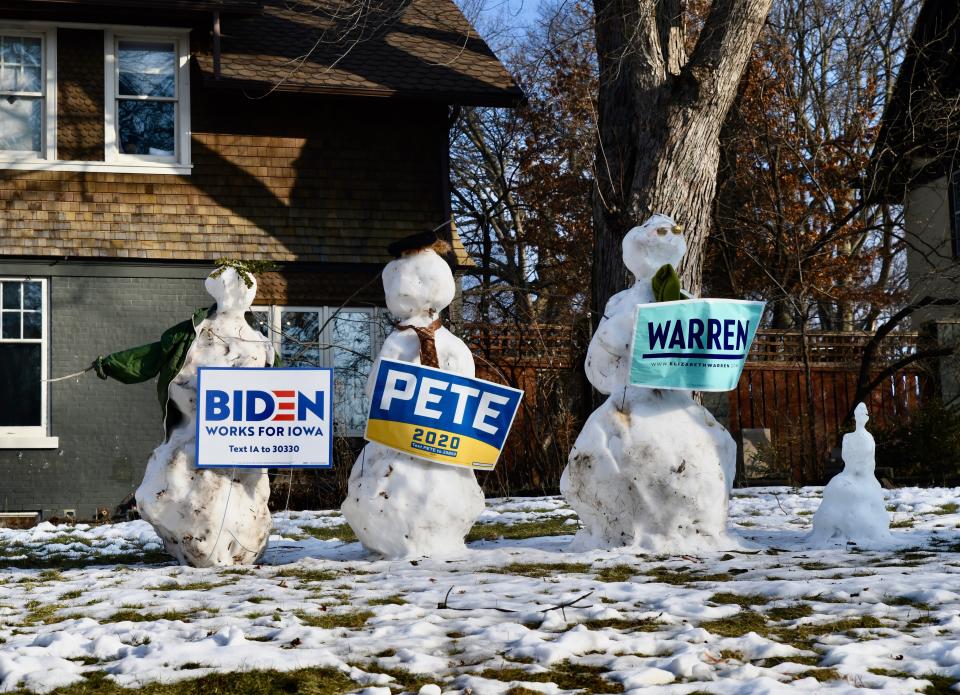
(395, 317), (443, 368)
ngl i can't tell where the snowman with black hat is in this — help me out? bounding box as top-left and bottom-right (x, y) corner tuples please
(341, 231), (485, 558)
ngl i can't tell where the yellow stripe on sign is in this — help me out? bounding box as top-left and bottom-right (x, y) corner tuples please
(365, 419), (503, 470)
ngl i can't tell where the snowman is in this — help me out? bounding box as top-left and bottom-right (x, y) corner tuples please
(341, 232), (485, 559)
(118, 267), (275, 566)
(560, 214), (737, 552)
(809, 403), (892, 547)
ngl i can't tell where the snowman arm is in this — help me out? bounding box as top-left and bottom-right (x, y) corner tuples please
(93, 317), (194, 384)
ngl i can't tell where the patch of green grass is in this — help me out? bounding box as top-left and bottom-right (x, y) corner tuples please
(868, 670), (959, 694)
(58, 590), (83, 601)
(300, 524), (357, 542)
(372, 667), (436, 692)
(891, 518), (915, 529)
(0, 549), (173, 571)
(105, 608), (196, 623)
(766, 604), (814, 621)
(646, 566), (734, 585)
(219, 568), (252, 576)
(884, 596), (933, 611)
(775, 615), (885, 649)
(294, 609), (373, 629)
(14, 666), (360, 694)
(484, 562), (591, 578)
(796, 668), (841, 682)
(798, 562), (833, 571)
(699, 609), (768, 637)
(709, 592), (771, 607)
(273, 568), (339, 583)
(22, 601), (67, 626)
(581, 617), (662, 632)
(367, 594), (407, 606)
(245, 596), (269, 604)
(594, 565), (638, 582)
(757, 655), (822, 667)
(476, 660), (623, 693)
(154, 581), (230, 592)
(934, 503), (959, 515)
(467, 517), (576, 542)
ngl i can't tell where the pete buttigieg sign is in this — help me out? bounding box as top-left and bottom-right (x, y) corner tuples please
(630, 299), (765, 391)
(196, 367), (334, 468)
(365, 359), (523, 471)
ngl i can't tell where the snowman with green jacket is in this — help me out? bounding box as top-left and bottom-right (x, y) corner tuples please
(95, 261), (277, 566)
(561, 214), (737, 552)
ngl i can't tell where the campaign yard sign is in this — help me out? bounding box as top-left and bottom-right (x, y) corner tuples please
(629, 299), (765, 391)
(365, 358), (523, 471)
(196, 367), (334, 468)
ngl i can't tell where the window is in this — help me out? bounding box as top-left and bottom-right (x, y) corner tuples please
(115, 40), (177, 159)
(0, 279), (56, 447)
(0, 34), (47, 156)
(253, 306), (388, 437)
(0, 23), (191, 174)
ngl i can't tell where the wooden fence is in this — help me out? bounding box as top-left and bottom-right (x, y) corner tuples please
(727, 331), (935, 484)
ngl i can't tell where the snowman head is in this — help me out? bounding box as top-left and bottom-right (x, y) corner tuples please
(383, 232), (455, 322)
(854, 402), (869, 429)
(205, 266), (257, 315)
(622, 214), (686, 282)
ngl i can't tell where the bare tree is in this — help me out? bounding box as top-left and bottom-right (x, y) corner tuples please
(590, 0), (772, 320)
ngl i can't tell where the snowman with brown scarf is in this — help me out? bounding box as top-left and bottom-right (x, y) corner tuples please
(341, 232), (485, 558)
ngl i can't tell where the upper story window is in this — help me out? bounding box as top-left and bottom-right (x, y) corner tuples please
(115, 39), (178, 160)
(0, 34), (47, 155)
(0, 23), (191, 175)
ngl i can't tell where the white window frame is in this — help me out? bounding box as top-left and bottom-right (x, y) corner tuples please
(0, 20), (191, 175)
(0, 28), (57, 163)
(253, 305), (387, 437)
(105, 29), (191, 171)
(0, 277), (58, 449)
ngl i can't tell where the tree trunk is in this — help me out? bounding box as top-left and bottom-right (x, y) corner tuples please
(591, 0), (772, 320)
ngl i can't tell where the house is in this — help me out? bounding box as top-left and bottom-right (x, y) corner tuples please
(0, 0), (520, 521)
(870, 0), (960, 404)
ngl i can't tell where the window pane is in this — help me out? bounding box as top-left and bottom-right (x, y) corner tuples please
(0, 97), (41, 152)
(20, 65), (41, 92)
(117, 100), (174, 156)
(0, 343), (41, 426)
(332, 311), (374, 434)
(250, 310), (270, 338)
(22, 281), (40, 310)
(2, 281), (21, 309)
(2, 312), (20, 339)
(280, 311), (320, 366)
(118, 41), (175, 97)
(23, 311), (41, 339)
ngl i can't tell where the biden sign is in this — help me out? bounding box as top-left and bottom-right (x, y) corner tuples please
(629, 298), (765, 391)
(196, 367), (334, 468)
(365, 359), (523, 470)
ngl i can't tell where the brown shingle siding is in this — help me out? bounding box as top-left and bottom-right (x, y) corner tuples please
(56, 29), (106, 161)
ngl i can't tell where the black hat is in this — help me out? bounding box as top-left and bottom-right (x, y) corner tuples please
(388, 230), (447, 258)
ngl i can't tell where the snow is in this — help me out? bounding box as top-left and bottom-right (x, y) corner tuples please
(562, 214), (737, 552)
(341, 245), (484, 559)
(135, 267), (274, 567)
(2, 486), (959, 694)
(810, 404), (893, 549)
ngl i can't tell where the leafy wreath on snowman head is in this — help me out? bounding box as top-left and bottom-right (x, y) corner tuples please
(210, 258), (279, 289)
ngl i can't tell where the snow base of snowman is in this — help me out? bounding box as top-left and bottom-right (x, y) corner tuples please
(561, 386), (737, 553)
(342, 443), (484, 559)
(134, 268), (273, 567)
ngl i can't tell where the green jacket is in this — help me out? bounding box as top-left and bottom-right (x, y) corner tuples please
(94, 306), (278, 437)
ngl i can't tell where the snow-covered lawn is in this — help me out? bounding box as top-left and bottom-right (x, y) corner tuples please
(1, 487), (959, 694)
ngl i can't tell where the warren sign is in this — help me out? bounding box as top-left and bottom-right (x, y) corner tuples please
(365, 359), (523, 470)
(196, 367), (334, 468)
(629, 298), (765, 391)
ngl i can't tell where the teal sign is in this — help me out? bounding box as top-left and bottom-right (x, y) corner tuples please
(629, 299), (765, 391)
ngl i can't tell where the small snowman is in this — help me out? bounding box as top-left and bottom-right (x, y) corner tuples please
(106, 266), (275, 566)
(809, 403), (892, 548)
(341, 232), (485, 559)
(560, 214), (737, 552)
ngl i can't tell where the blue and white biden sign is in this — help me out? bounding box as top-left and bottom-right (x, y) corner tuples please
(365, 359), (523, 470)
(196, 367), (333, 468)
(629, 299), (765, 391)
